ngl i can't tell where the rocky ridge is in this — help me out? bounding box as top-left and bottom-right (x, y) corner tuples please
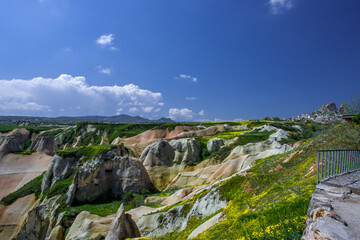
(289, 102), (346, 124)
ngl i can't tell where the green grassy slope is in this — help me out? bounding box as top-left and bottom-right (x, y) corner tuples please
(154, 122), (359, 240)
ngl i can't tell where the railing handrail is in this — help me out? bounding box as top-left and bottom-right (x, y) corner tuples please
(316, 150), (360, 184)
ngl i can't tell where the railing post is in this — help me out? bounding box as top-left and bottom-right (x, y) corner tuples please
(317, 151), (320, 184)
(320, 151), (323, 180)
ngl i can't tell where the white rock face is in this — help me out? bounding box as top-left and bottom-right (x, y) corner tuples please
(140, 140), (175, 167)
(225, 130), (292, 171)
(169, 138), (201, 164)
(207, 137), (225, 153)
(105, 204), (140, 240)
(136, 188), (226, 238)
(65, 211), (113, 240)
(167, 129), (294, 189)
(41, 154), (77, 193)
(250, 124), (279, 133)
(15, 196), (62, 240)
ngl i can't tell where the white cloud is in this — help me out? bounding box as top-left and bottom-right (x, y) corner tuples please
(199, 110), (205, 116)
(168, 108), (194, 121)
(129, 107), (138, 113)
(96, 34), (114, 46)
(154, 108), (160, 112)
(97, 66), (111, 75)
(175, 74), (198, 83)
(269, 0), (294, 14)
(109, 46), (119, 51)
(142, 107), (153, 113)
(158, 102), (164, 106)
(0, 74), (163, 116)
(185, 97), (196, 100)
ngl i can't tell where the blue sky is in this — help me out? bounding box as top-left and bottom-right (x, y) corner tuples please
(0, 0), (360, 121)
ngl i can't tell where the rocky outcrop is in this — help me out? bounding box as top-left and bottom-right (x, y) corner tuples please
(302, 170), (360, 240)
(166, 130), (293, 190)
(289, 102), (341, 124)
(45, 225), (63, 240)
(65, 211), (113, 240)
(54, 127), (74, 150)
(105, 204), (140, 240)
(100, 131), (109, 145)
(0, 127), (31, 157)
(31, 131), (56, 155)
(41, 154), (77, 193)
(0, 137), (22, 158)
(169, 138), (201, 164)
(66, 151), (156, 205)
(137, 188), (226, 238)
(139, 138), (201, 189)
(140, 141), (175, 167)
(16, 196), (62, 240)
(207, 137), (225, 153)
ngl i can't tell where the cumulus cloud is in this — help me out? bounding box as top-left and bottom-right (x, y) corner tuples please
(185, 97), (196, 101)
(168, 108), (195, 121)
(269, 0), (294, 14)
(199, 110), (205, 116)
(175, 74), (198, 83)
(96, 34), (114, 46)
(97, 66), (111, 75)
(0, 74), (163, 117)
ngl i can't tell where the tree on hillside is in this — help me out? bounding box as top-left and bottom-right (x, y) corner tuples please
(342, 94), (360, 114)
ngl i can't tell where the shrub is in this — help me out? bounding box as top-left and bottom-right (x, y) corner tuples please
(353, 113), (360, 125)
(1, 173), (44, 205)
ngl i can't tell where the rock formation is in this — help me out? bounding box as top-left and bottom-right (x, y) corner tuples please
(140, 140), (175, 167)
(207, 137), (225, 153)
(31, 131), (56, 155)
(66, 151), (156, 205)
(41, 154), (77, 193)
(169, 138), (201, 164)
(105, 204), (140, 240)
(136, 188), (226, 238)
(65, 211), (113, 240)
(16, 196), (62, 240)
(166, 130), (293, 190)
(302, 171), (360, 240)
(0, 137), (22, 158)
(289, 102), (342, 124)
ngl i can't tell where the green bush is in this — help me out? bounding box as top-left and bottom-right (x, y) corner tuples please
(1, 173), (44, 205)
(353, 113), (360, 125)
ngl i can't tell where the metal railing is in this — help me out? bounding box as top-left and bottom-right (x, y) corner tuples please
(317, 150), (360, 184)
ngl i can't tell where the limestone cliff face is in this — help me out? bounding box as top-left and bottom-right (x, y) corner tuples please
(66, 151), (157, 205)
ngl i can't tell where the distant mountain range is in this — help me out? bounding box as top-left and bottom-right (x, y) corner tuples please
(0, 114), (174, 125)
